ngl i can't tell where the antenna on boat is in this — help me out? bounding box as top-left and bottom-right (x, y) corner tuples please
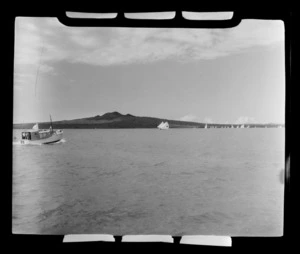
(34, 41), (45, 98)
(50, 114), (53, 133)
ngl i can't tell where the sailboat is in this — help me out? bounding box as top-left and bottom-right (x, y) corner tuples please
(157, 121), (169, 130)
(204, 124), (207, 129)
(241, 124), (244, 128)
(20, 115), (63, 145)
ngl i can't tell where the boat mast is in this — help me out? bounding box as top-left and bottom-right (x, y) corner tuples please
(50, 114), (53, 133)
(35, 41), (45, 98)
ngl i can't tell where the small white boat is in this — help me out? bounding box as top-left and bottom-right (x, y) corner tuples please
(157, 121), (169, 130)
(204, 124), (207, 129)
(20, 116), (63, 145)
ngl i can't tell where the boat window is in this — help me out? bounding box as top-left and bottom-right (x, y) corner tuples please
(22, 132), (31, 140)
(40, 132), (48, 139)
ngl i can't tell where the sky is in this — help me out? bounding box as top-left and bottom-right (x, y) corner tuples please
(13, 17), (285, 124)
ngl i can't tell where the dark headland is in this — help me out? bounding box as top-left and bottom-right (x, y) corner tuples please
(13, 111), (284, 129)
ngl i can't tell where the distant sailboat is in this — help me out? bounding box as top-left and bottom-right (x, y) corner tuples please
(204, 124), (207, 129)
(157, 121), (169, 130)
(157, 122), (164, 129)
(241, 124), (244, 128)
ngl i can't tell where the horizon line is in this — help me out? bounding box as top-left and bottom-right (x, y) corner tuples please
(13, 111), (285, 126)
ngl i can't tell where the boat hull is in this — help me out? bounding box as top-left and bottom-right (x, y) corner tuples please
(20, 131), (63, 145)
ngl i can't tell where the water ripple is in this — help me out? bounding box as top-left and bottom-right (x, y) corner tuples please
(12, 129), (285, 235)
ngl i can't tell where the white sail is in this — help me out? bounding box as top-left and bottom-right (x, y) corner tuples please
(158, 121), (169, 130)
(157, 122), (164, 128)
(241, 124), (244, 128)
(204, 124), (207, 129)
(32, 123), (39, 130)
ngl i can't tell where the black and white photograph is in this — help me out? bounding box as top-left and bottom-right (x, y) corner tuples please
(12, 13), (285, 237)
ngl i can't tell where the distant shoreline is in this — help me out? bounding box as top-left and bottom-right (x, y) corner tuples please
(13, 111), (285, 129)
(13, 124), (285, 129)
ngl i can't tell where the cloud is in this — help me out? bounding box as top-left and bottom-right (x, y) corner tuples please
(179, 114), (202, 122)
(178, 116), (256, 124)
(38, 64), (55, 73)
(178, 115), (216, 123)
(203, 117), (214, 124)
(235, 116), (256, 124)
(14, 17), (284, 70)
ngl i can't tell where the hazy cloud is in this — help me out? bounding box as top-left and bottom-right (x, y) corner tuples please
(179, 114), (202, 122)
(203, 117), (214, 124)
(14, 17), (284, 70)
(235, 116), (256, 124)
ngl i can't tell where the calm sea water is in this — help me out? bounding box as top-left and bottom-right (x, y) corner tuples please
(12, 128), (285, 236)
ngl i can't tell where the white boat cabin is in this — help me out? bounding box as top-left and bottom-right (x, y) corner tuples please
(21, 129), (53, 141)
